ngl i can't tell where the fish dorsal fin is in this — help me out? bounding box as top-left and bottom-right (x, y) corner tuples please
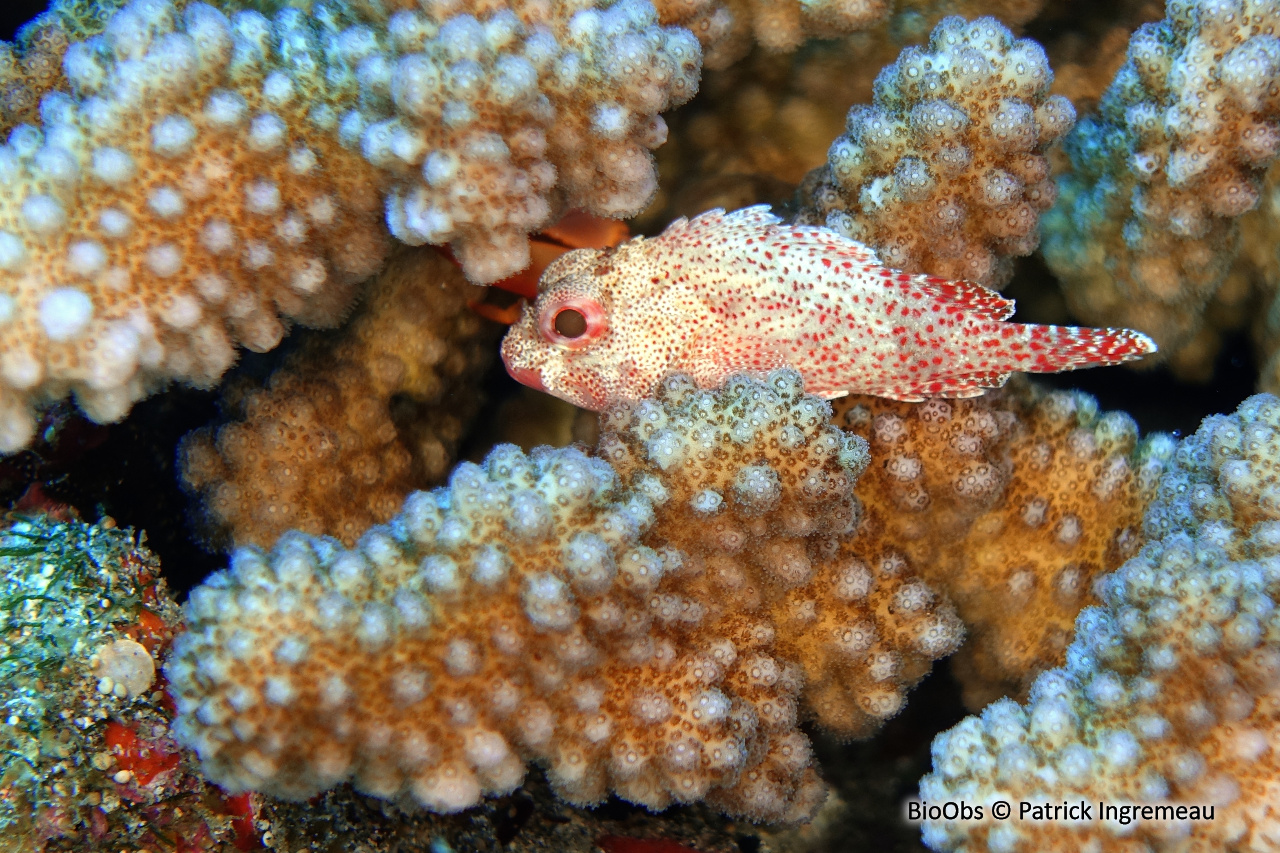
(663, 206), (888, 266)
(661, 205), (783, 240)
(915, 275), (1017, 321)
(739, 214), (890, 268)
(780, 221), (1014, 321)
(719, 205), (785, 228)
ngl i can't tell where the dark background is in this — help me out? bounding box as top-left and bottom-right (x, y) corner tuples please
(3, 1), (49, 40)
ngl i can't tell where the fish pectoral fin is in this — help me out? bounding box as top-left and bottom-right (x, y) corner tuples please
(685, 328), (792, 388)
(861, 370), (1013, 402)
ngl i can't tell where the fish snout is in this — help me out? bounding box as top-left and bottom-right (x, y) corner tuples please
(501, 347), (546, 392)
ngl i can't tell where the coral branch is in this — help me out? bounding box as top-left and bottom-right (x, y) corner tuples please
(179, 246), (500, 550)
(166, 371), (963, 822)
(1041, 0), (1280, 373)
(795, 16), (1075, 287)
(921, 393), (1280, 850)
(836, 381), (1174, 707)
(0, 0), (701, 452)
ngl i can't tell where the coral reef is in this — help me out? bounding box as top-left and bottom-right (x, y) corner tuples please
(795, 16), (1075, 287)
(179, 246), (500, 550)
(0, 512), (249, 852)
(1041, 0), (1280, 376)
(835, 380), (1173, 707)
(11, 0), (1280, 848)
(920, 393), (1280, 851)
(166, 371), (963, 823)
(168, 373), (1192, 844)
(0, 0), (701, 454)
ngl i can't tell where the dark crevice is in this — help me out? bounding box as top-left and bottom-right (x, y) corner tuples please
(2, 1), (53, 43)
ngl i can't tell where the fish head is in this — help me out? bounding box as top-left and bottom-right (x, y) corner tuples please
(501, 247), (627, 411)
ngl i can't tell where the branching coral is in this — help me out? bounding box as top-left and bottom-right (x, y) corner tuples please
(0, 513), (250, 852)
(166, 371), (964, 824)
(655, 0), (889, 67)
(0, 0), (700, 454)
(1041, 0), (1280, 375)
(652, 0), (1049, 72)
(795, 16), (1075, 287)
(11, 0), (1280, 847)
(920, 394), (1280, 852)
(596, 374), (965, 740)
(179, 246), (500, 551)
(834, 379), (1173, 708)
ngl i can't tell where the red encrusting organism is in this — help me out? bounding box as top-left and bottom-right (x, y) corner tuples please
(223, 792), (261, 851)
(104, 721), (182, 787)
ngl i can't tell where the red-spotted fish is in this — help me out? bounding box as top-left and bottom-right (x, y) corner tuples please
(500, 206), (1155, 410)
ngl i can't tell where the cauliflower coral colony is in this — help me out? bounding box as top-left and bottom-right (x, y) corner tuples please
(3, 0), (1280, 850)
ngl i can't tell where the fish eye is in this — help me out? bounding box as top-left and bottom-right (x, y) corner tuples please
(539, 296), (606, 350)
(553, 308), (587, 338)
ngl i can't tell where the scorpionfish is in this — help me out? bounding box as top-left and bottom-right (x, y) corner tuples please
(500, 206), (1156, 409)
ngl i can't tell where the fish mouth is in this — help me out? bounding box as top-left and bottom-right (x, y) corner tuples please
(502, 351), (546, 393)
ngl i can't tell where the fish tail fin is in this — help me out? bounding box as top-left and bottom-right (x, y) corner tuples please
(1021, 324), (1157, 372)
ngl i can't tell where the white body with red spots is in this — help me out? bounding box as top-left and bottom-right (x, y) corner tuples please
(500, 206), (1155, 410)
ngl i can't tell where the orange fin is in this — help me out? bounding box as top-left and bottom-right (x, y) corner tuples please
(488, 241), (567, 298)
(468, 298), (525, 325)
(542, 210), (630, 250)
